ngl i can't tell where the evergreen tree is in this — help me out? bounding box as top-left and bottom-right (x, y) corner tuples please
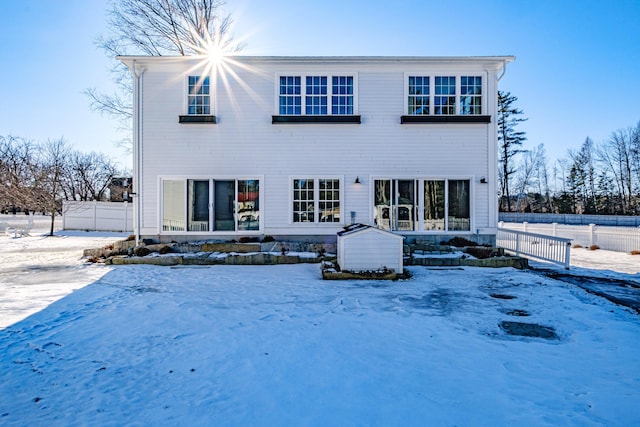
(497, 91), (527, 212)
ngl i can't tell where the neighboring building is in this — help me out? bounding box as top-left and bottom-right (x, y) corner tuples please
(109, 177), (133, 202)
(119, 55), (514, 244)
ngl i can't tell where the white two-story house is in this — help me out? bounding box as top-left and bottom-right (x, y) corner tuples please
(118, 55), (514, 245)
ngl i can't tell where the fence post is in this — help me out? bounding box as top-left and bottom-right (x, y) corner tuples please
(123, 201), (128, 233)
(93, 201), (98, 231)
(552, 222), (557, 236)
(564, 242), (571, 269)
(523, 222), (528, 232)
(515, 232), (521, 256)
(589, 223), (596, 247)
(62, 202), (67, 230)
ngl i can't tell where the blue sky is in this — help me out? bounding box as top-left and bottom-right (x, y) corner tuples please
(1, 0), (639, 170)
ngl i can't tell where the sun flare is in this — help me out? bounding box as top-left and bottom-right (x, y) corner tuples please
(180, 20), (268, 115)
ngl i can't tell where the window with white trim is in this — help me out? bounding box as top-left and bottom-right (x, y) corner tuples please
(292, 178), (341, 223)
(460, 76), (482, 115)
(278, 75), (356, 115)
(406, 75), (483, 116)
(279, 76), (301, 115)
(408, 76), (430, 115)
(373, 178), (470, 232)
(331, 76), (354, 115)
(305, 76), (327, 115)
(161, 178), (260, 232)
(434, 76), (456, 115)
(187, 76), (211, 115)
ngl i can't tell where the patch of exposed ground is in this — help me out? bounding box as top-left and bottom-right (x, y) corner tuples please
(537, 271), (640, 314)
(500, 321), (559, 339)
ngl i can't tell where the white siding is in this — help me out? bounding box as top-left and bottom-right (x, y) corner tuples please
(338, 229), (403, 273)
(129, 56), (508, 238)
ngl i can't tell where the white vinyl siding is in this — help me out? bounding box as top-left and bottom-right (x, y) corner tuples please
(132, 57), (505, 237)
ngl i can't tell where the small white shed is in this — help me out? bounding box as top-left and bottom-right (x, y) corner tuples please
(337, 224), (405, 273)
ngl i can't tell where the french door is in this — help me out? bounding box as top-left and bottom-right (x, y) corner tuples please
(374, 179), (470, 232)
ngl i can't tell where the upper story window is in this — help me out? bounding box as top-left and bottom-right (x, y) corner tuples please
(406, 75), (483, 117)
(434, 76), (456, 115)
(278, 75), (356, 116)
(279, 76), (302, 115)
(460, 76), (482, 115)
(305, 76), (327, 115)
(408, 76), (430, 115)
(331, 76), (354, 115)
(187, 76), (210, 115)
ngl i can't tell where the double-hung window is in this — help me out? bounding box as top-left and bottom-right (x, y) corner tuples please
(187, 76), (211, 115)
(331, 76), (354, 115)
(278, 75), (356, 116)
(305, 76), (327, 115)
(279, 76), (302, 115)
(406, 75), (483, 117)
(460, 76), (482, 115)
(292, 178), (341, 223)
(408, 76), (430, 115)
(434, 76), (456, 115)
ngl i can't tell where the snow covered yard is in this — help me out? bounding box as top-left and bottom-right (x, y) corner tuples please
(1, 218), (640, 425)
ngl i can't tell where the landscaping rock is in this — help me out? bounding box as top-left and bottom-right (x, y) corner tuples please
(201, 242), (260, 253)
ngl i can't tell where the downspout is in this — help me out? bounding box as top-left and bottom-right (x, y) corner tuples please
(486, 67), (497, 235)
(132, 60), (146, 246)
(497, 59), (507, 81)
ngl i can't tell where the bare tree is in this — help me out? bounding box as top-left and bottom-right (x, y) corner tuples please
(630, 121), (640, 193)
(63, 151), (120, 201)
(0, 135), (43, 214)
(598, 128), (635, 214)
(39, 139), (71, 236)
(514, 144), (546, 212)
(86, 0), (242, 139)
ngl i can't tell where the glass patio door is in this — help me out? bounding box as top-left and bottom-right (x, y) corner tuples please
(188, 180), (210, 231)
(214, 180), (235, 231)
(374, 179), (416, 231)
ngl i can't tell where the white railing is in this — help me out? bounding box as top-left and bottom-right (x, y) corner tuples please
(497, 227), (572, 269)
(501, 222), (640, 253)
(188, 221), (209, 231)
(162, 219), (185, 232)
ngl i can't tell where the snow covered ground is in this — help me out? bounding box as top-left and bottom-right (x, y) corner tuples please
(1, 215), (639, 426)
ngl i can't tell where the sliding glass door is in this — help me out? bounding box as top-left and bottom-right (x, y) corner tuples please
(188, 180), (209, 231)
(374, 178), (470, 232)
(162, 178), (260, 233)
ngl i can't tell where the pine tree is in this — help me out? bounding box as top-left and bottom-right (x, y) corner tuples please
(497, 91), (527, 212)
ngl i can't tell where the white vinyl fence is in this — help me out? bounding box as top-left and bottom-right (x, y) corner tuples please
(499, 213), (640, 227)
(500, 222), (640, 254)
(497, 227), (572, 268)
(63, 201), (133, 232)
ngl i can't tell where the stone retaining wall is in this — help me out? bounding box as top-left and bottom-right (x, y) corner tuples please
(88, 238), (527, 269)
